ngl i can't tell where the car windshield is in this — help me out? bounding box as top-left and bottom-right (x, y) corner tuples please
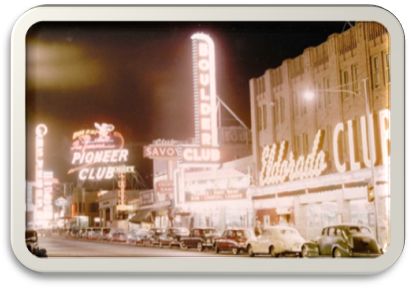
(279, 228), (297, 235)
(348, 226), (371, 234)
(233, 230), (247, 237)
(203, 229), (215, 235)
(172, 228), (188, 235)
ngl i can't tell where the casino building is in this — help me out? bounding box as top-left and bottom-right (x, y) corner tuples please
(249, 22), (390, 247)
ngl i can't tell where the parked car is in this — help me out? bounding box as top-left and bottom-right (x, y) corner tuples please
(147, 227), (166, 246)
(180, 227), (218, 251)
(214, 228), (253, 255)
(110, 229), (127, 242)
(101, 227), (112, 241)
(127, 228), (151, 244)
(25, 229), (47, 257)
(301, 224), (382, 258)
(158, 227), (190, 248)
(86, 227), (101, 240)
(246, 225), (305, 257)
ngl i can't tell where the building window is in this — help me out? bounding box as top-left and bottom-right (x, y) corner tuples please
(89, 202), (98, 213)
(303, 133), (309, 155)
(280, 97), (285, 123)
(294, 135), (300, 155)
(384, 52), (390, 85)
(343, 70), (350, 100)
(262, 104), (267, 129)
(351, 64), (359, 95)
(326, 78), (331, 105)
(371, 55), (380, 88)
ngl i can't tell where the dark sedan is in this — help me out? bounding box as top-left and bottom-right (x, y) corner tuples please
(214, 228), (252, 255)
(301, 224), (382, 258)
(159, 227), (190, 248)
(180, 227), (218, 251)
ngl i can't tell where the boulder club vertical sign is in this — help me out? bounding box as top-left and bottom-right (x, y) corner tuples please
(182, 33), (221, 164)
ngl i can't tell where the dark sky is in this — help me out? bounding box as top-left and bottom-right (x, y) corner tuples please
(26, 21), (347, 186)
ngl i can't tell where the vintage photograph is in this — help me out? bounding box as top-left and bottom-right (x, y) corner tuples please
(25, 21), (390, 258)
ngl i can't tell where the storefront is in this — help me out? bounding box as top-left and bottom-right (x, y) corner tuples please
(173, 157), (254, 231)
(251, 165), (390, 248)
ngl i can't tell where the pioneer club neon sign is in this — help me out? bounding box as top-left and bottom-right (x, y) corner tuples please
(68, 122), (134, 180)
(181, 33), (221, 164)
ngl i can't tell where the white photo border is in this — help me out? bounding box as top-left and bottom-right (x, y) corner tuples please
(11, 5), (405, 273)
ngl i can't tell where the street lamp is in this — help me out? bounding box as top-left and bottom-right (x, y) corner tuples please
(305, 78), (379, 243)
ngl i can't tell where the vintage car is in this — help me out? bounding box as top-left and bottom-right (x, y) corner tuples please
(301, 224), (382, 258)
(246, 225), (305, 257)
(110, 229), (128, 242)
(25, 229), (47, 257)
(214, 228), (253, 255)
(180, 227), (218, 251)
(127, 228), (151, 244)
(147, 227), (167, 246)
(158, 227), (190, 248)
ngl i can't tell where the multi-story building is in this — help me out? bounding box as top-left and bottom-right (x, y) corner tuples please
(249, 22), (390, 247)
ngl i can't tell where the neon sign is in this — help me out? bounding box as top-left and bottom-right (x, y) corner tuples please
(260, 130), (327, 186)
(260, 109), (390, 186)
(68, 122), (134, 180)
(333, 109), (390, 173)
(35, 124), (47, 209)
(181, 33), (220, 164)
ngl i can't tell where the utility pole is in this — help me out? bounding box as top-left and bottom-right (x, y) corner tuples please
(362, 78), (379, 243)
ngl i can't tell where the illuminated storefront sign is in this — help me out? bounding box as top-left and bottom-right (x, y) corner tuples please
(333, 109), (390, 172)
(181, 33), (220, 164)
(35, 124), (47, 209)
(68, 122), (134, 180)
(260, 130), (327, 186)
(155, 180), (174, 202)
(260, 109), (390, 186)
(186, 189), (247, 202)
(34, 124), (54, 227)
(144, 146), (179, 159)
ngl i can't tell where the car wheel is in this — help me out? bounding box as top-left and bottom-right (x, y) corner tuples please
(197, 242), (203, 252)
(247, 245), (255, 257)
(180, 242), (187, 250)
(269, 246), (277, 257)
(332, 247), (343, 258)
(301, 245), (309, 258)
(232, 247), (239, 255)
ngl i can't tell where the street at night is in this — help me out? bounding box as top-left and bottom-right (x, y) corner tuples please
(39, 236), (231, 257)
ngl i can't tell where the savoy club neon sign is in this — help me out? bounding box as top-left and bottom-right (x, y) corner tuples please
(68, 122), (134, 181)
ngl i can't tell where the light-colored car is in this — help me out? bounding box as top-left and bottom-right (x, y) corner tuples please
(246, 225), (305, 257)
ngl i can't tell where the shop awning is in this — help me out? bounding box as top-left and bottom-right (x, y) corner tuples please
(129, 210), (152, 224)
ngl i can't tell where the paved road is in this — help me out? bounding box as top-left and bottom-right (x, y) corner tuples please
(39, 236), (225, 257)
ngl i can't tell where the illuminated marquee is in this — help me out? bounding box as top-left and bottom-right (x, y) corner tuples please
(260, 109), (391, 186)
(181, 33), (220, 164)
(68, 122), (134, 180)
(260, 130), (327, 186)
(35, 124), (47, 209)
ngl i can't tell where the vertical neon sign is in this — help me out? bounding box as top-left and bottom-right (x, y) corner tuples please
(191, 33), (219, 147)
(181, 33), (220, 164)
(34, 124), (47, 227)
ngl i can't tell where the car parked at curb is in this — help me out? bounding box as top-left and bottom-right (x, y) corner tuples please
(180, 227), (218, 251)
(301, 224), (382, 258)
(214, 228), (253, 255)
(159, 227), (190, 248)
(246, 225), (305, 257)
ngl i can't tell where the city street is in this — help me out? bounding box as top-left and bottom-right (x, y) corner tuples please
(39, 236), (223, 257)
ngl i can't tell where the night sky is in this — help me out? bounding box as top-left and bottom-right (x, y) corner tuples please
(26, 21), (347, 186)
